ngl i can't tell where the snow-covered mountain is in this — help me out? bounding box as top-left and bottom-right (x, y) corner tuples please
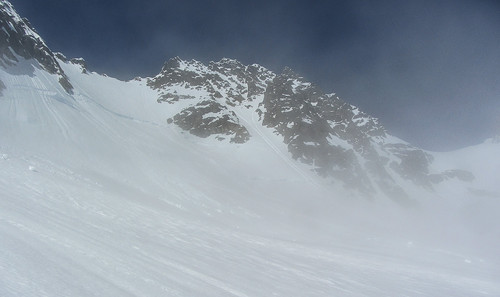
(0, 0), (477, 202)
(1, 1), (499, 296)
(145, 55), (477, 202)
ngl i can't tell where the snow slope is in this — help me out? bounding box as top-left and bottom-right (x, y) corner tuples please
(1, 1), (500, 293)
(1, 55), (500, 297)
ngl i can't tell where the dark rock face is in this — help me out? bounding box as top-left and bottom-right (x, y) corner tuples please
(385, 144), (434, 187)
(261, 69), (372, 189)
(260, 69), (397, 194)
(148, 57), (275, 143)
(170, 100), (250, 143)
(0, 78), (5, 96)
(69, 58), (88, 74)
(148, 57), (274, 106)
(0, 1), (73, 94)
(429, 169), (475, 183)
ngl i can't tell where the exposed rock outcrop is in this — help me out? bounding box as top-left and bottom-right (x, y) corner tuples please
(0, 1), (73, 93)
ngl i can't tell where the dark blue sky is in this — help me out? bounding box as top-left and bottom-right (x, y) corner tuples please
(10, 0), (500, 151)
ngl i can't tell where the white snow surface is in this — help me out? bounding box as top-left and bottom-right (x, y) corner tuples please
(1, 60), (499, 297)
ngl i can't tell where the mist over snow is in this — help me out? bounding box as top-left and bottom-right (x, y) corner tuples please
(1, 1), (500, 296)
(1, 61), (499, 296)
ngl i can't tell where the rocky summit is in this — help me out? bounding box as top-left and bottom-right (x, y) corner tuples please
(145, 57), (470, 201)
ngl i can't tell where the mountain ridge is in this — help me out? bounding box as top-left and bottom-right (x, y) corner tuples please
(0, 0), (475, 201)
(144, 55), (473, 201)
(0, 0), (73, 93)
